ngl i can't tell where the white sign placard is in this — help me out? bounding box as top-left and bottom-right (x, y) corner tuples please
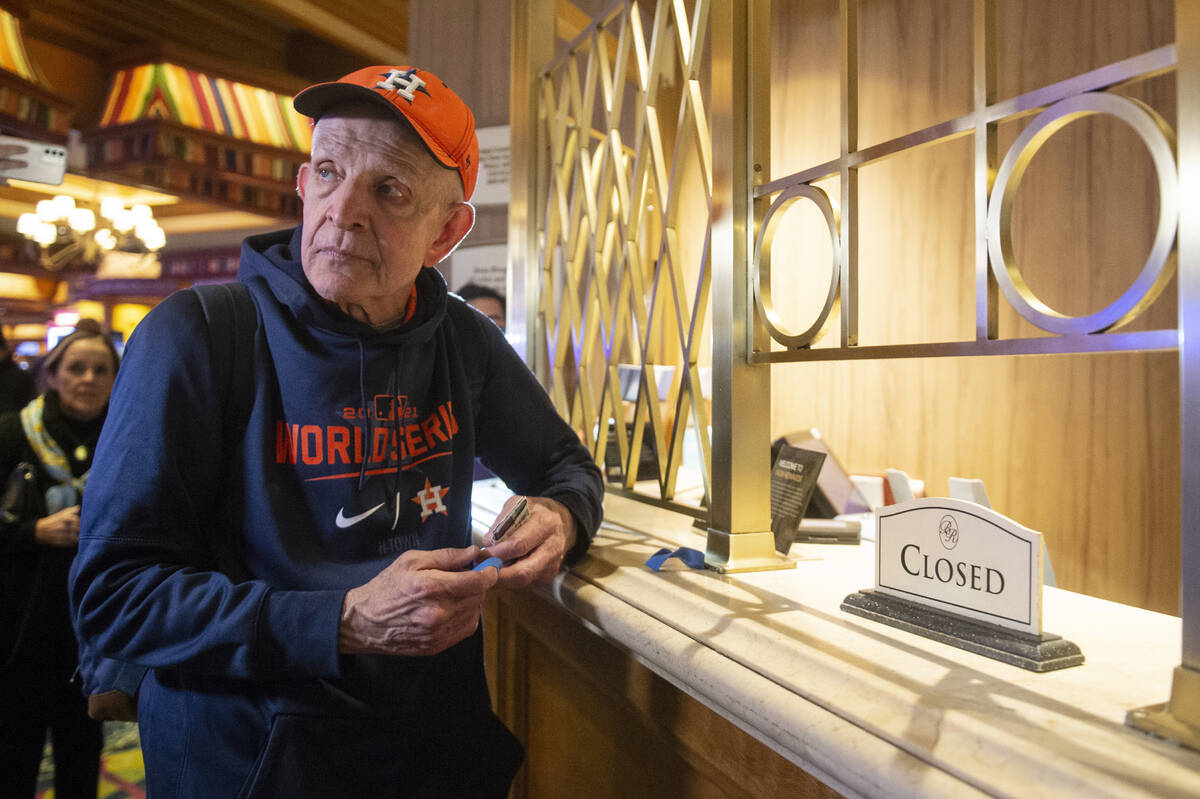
(95, 251), (162, 279)
(875, 497), (1042, 635)
(473, 125), (510, 207)
(447, 243), (509, 296)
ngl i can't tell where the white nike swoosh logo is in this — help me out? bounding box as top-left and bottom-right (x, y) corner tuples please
(335, 502), (386, 528)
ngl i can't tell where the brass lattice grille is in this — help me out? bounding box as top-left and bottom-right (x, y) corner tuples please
(536, 0), (714, 508)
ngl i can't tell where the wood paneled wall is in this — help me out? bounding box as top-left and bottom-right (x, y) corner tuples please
(409, 0), (512, 249)
(766, 0), (1179, 614)
(483, 589), (847, 799)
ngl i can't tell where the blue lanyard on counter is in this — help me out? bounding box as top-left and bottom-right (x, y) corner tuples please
(644, 546), (707, 572)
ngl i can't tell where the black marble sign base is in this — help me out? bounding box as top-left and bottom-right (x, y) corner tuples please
(841, 589), (1084, 672)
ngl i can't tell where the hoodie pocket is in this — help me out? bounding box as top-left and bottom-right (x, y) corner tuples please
(238, 708), (524, 799)
(238, 714), (414, 799)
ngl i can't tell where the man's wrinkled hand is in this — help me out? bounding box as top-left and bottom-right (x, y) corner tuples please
(481, 496), (576, 589)
(338, 546), (498, 657)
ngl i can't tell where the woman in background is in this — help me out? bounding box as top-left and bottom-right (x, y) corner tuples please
(0, 321), (119, 799)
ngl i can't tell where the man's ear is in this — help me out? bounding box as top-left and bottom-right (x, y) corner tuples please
(425, 202), (476, 266)
(296, 162), (310, 201)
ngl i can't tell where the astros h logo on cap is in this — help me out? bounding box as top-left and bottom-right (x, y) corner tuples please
(293, 66), (479, 201)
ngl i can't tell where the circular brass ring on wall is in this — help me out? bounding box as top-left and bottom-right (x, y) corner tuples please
(753, 183), (841, 348)
(986, 92), (1179, 335)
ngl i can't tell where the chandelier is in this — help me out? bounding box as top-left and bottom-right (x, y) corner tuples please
(16, 195), (166, 271)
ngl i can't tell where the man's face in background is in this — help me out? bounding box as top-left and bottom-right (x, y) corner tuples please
(466, 296), (505, 330)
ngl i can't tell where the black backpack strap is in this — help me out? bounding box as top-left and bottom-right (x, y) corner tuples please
(77, 282), (257, 704)
(76, 281), (259, 705)
(189, 281), (258, 580)
(190, 281), (257, 440)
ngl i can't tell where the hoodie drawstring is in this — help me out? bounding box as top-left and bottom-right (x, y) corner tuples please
(389, 349), (404, 528)
(358, 337), (406, 529)
(356, 338), (370, 491)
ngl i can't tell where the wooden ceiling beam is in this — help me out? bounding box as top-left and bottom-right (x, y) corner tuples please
(32, 0), (291, 60)
(24, 13), (124, 58)
(109, 41), (309, 96)
(23, 1), (409, 91)
(252, 0), (407, 64)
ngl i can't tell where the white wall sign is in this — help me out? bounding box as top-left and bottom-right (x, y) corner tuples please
(472, 125), (510, 207)
(875, 497), (1043, 635)
(447, 243), (509, 296)
(95, 251), (162, 279)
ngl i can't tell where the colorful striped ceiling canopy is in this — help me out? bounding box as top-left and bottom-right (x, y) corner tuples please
(99, 63), (311, 153)
(0, 8), (44, 83)
(0, 8), (73, 137)
(86, 62), (310, 217)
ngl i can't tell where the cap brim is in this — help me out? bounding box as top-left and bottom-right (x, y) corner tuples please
(293, 82), (458, 171)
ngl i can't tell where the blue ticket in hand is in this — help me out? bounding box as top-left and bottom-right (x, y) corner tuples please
(473, 556), (504, 572)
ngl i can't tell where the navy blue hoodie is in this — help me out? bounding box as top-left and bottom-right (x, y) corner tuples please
(70, 227), (604, 798)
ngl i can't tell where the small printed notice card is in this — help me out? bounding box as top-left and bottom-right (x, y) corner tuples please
(770, 445), (827, 553)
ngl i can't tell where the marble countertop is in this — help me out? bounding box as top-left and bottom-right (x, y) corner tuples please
(471, 483), (1200, 799)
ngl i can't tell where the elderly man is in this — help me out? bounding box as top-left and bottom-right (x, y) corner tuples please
(70, 66), (604, 798)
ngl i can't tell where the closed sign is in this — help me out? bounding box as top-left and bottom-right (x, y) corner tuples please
(875, 498), (1043, 635)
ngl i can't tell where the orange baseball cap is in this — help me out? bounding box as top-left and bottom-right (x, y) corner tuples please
(293, 66), (479, 200)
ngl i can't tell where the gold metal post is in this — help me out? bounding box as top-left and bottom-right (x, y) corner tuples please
(509, 0), (557, 377)
(1125, 0), (1200, 753)
(974, 0), (999, 341)
(839, 0), (859, 348)
(705, 0), (792, 572)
